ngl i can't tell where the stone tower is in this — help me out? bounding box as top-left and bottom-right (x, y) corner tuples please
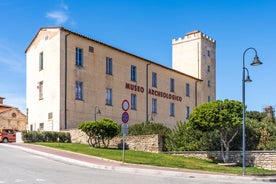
(172, 30), (216, 105)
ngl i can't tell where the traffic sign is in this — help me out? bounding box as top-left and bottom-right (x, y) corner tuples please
(121, 123), (129, 134)
(122, 111), (129, 123)
(122, 100), (129, 111)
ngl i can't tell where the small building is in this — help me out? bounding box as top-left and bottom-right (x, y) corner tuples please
(25, 27), (216, 131)
(0, 97), (27, 131)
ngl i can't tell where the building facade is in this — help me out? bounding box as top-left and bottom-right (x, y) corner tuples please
(0, 97), (27, 131)
(25, 27), (216, 131)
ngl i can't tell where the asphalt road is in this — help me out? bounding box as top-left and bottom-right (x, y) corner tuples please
(0, 144), (274, 184)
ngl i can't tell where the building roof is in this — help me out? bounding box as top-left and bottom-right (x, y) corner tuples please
(0, 104), (13, 114)
(25, 26), (202, 81)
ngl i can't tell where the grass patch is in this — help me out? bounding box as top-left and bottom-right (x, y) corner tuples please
(33, 142), (276, 175)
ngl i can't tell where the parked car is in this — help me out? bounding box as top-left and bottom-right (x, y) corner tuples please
(0, 128), (16, 143)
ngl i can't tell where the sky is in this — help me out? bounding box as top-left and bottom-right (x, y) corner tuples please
(0, 0), (275, 114)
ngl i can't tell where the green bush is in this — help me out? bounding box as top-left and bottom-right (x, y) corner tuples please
(21, 131), (71, 143)
(128, 122), (171, 136)
(165, 121), (220, 151)
(78, 118), (119, 148)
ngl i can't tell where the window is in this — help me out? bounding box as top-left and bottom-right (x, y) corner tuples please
(186, 106), (190, 119)
(75, 47), (83, 66)
(106, 88), (112, 105)
(170, 78), (174, 92)
(131, 94), (137, 110)
(39, 52), (43, 71)
(39, 123), (44, 130)
(207, 50), (211, 57)
(89, 46), (94, 53)
(38, 81), (43, 100)
(131, 65), (137, 81)
(170, 103), (175, 116)
(152, 72), (157, 87)
(48, 112), (53, 120)
(152, 98), (157, 113)
(75, 81), (83, 100)
(186, 83), (190, 97)
(207, 65), (211, 72)
(208, 80), (211, 87)
(208, 96), (211, 102)
(106, 57), (112, 75)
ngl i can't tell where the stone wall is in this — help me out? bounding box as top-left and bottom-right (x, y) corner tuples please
(66, 129), (163, 153)
(169, 151), (276, 170)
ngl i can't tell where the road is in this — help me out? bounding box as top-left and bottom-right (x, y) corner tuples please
(0, 144), (274, 184)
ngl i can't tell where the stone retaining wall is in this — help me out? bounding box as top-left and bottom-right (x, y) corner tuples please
(169, 151), (276, 170)
(66, 129), (163, 153)
(65, 129), (276, 170)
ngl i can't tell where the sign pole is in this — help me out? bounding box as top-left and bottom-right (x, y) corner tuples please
(122, 133), (125, 163)
(121, 99), (129, 163)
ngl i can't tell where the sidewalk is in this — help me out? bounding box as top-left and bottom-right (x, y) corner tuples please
(5, 143), (276, 182)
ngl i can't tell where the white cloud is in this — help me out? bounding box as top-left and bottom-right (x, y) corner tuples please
(46, 10), (69, 25)
(46, 1), (72, 26)
(60, 1), (68, 10)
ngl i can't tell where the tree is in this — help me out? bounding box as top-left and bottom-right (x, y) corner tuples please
(78, 118), (119, 148)
(246, 111), (266, 122)
(189, 99), (243, 163)
(166, 121), (220, 151)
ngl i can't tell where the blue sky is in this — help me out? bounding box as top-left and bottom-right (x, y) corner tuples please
(0, 0), (275, 113)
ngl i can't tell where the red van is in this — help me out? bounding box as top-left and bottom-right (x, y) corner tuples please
(0, 128), (16, 143)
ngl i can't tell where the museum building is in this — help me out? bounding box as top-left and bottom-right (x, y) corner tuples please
(25, 27), (216, 131)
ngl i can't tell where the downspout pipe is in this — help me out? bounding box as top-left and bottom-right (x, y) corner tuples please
(146, 63), (151, 122)
(64, 32), (70, 130)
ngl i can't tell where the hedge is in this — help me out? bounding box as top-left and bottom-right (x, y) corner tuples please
(21, 130), (71, 143)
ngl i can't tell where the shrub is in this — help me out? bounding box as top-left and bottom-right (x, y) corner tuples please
(21, 130), (71, 143)
(128, 122), (171, 136)
(78, 118), (119, 148)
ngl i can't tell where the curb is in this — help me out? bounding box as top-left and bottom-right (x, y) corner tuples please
(2, 143), (276, 182)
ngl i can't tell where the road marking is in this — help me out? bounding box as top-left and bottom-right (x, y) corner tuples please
(14, 179), (24, 182)
(36, 178), (46, 182)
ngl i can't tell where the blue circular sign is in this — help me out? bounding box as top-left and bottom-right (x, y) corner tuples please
(122, 111), (129, 123)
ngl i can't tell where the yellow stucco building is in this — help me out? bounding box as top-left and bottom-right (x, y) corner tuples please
(25, 27), (216, 131)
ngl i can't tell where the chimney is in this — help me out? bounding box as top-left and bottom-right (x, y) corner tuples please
(0, 97), (4, 104)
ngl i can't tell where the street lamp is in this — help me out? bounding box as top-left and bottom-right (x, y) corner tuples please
(94, 106), (101, 121)
(242, 47), (262, 176)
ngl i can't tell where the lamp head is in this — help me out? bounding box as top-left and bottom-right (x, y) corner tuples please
(245, 75), (252, 82)
(251, 55), (263, 66)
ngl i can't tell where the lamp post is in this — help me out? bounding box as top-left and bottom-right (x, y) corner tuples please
(242, 47), (262, 176)
(94, 106), (101, 121)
